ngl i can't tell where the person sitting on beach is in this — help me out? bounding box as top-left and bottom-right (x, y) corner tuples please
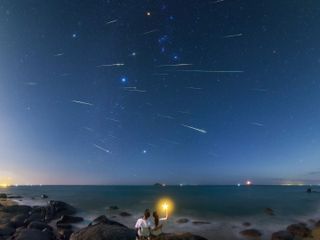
(135, 209), (151, 240)
(150, 211), (168, 238)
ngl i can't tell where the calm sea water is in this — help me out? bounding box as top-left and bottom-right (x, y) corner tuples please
(4, 185), (320, 239)
(5, 185), (320, 219)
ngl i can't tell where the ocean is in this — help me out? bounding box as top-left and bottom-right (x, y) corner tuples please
(4, 185), (320, 239)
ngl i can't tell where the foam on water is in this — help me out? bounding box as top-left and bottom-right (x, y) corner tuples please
(4, 185), (320, 239)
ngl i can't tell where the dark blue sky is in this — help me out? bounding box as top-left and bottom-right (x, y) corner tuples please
(0, 0), (320, 185)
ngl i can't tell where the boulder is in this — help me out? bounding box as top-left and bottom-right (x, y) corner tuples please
(242, 222), (251, 227)
(271, 231), (293, 240)
(45, 201), (76, 220)
(109, 206), (119, 210)
(192, 221), (210, 225)
(24, 212), (44, 225)
(89, 215), (126, 228)
(56, 223), (73, 230)
(286, 223), (311, 238)
(0, 194), (7, 199)
(70, 223), (135, 240)
(10, 214), (29, 228)
(28, 221), (53, 232)
(0, 223), (15, 237)
(153, 233), (208, 240)
(57, 215), (83, 224)
(118, 212), (131, 217)
(264, 208), (275, 216)
(11, 228), (54, 240)
(2, 205), (31, 215)
(7, 195), (23, 199)
(240, 229), (262, 239)
(58, 228), (74, 240)
(176, 218), (189, 224)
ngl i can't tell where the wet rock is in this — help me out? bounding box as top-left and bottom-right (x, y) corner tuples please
(7, 195), (23, 199)
(28, 221), (53, 232)
(11, 228), (54, 240)
(89, 215), (126, 228)
(286, 223), (311, 238)
(192, 221), (210, 225)
(109, 206), (119, 210)
(315, 220), (320, 227)
(153, 232), (208, 240)
(264, 207), (275, 216)
(2, 205), (31, 215)
(10, 214), (28, 228)
(57, 215), (83, 224)
(45, 201), (76, 221)
(242, 222), (251, 227)
(271, 231), (293, 240)
(240, 229), (262, 239)
(0, 223), (15, 237)
(0, 194), (7, 199)
(119, 211), (131, 217)
(176, 218), (189, 224)
(56, 223), (73, 230)
(24, 212), (44, 225)
(58, 228), (74, 240)
(70, 223), (135, 240)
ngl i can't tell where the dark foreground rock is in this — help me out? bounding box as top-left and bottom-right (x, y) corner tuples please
(7, 196), (23, 199)
(0, 194), (7, 199)
(57, 215), (83, 225)
(271, 230), (294, 240)
(264, 207), (275, 216)
(192, 221), (210, 225)
(118, 212), (131, 217)
(242, 222), (251, 227)
(0, 223), (16, 237)
(47, 201), (76, 219)
(153, 233), (208, 240)
(10, 228), (56, 240)
(240, 229), (262, 239)
(176, 218), (189, 224)
(109, 206), (119, 210)
(89, 215), (126, 228)
(70, 223), (136, 240)
(27, 221), (53, 232)
(286, 223), (311, 238)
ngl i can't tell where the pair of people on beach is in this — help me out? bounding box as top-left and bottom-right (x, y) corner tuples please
(135, 209), (167, 240)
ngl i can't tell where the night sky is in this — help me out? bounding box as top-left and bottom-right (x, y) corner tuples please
(1, 0), (320, 185)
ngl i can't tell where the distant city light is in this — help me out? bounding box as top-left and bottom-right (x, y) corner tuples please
(246, 180), (252, 185)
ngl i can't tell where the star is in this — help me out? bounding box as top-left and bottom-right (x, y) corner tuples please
(131, 52), (136, 56)
(72, 33), (77, 38)
(146, 12), (151, 16)
(121, 77), (127, 83)
(142, 150), (147, 154)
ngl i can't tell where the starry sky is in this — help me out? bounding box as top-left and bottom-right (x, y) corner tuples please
(0, 0), (320, 185)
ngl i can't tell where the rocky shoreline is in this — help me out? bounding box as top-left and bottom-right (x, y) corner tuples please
(1, 192), (320, 240)
(0, 193), (206, 240)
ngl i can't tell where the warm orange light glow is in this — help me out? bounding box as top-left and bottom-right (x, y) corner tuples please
(156, 198), (174, 217)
